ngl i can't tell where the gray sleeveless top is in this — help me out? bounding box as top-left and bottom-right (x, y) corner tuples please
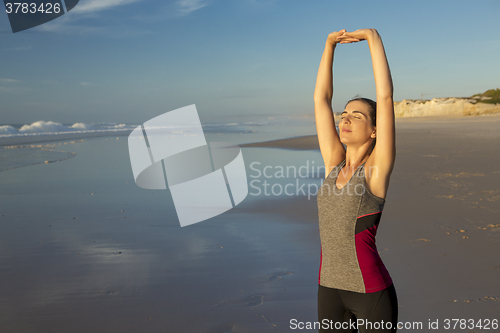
(317, 159), (393, 293)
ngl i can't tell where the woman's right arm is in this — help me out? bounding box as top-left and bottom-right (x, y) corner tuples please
(314, 30), (346, 177)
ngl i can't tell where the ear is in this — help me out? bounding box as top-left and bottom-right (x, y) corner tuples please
(371, 128), (376, 139)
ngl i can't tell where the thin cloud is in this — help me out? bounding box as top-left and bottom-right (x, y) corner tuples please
(0, 78), (21, 83)
(9, 46), (32, 51)
(176, 0), (208, 15)
(38, 0), (211, 34)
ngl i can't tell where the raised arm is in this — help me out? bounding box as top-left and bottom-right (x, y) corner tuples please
(314, 30), (347, 177)
(338, 29), (396, 177)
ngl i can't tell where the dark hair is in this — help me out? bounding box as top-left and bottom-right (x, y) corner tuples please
(344, 96), (377, 148)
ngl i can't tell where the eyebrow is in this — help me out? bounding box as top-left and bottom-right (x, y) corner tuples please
(341, 111), (366, 116)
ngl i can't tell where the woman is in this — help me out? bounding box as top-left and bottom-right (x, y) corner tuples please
(314, 29), (398, 332)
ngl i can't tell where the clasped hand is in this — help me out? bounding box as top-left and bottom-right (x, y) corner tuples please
(327, 29), (377, 45)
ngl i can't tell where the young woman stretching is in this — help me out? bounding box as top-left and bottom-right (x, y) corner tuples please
(314, 29), (398, 332)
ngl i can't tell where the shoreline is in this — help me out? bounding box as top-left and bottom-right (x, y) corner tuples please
(240, 112), (500, 150)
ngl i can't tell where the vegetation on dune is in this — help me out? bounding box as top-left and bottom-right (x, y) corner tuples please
(469, 88), (500, 105)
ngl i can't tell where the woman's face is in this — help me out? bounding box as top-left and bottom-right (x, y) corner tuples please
(338, 100), (375, 146)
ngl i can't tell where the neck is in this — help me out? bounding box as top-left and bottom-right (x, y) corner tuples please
(344, 143), (372, 167)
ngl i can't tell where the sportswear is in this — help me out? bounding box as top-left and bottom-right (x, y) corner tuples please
(317, 283), (398, 333)
(317, 159), (392, 293)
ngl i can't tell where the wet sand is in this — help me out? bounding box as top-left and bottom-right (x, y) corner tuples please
(0, 114), (499, 332)
(0, 135), (323, 333)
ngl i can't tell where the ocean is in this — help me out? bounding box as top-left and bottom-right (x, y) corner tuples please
(0, 113), (318, 172)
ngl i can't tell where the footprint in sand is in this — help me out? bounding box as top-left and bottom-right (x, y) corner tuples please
(247, 295), (264, 307)
(269, 271), (294, 281)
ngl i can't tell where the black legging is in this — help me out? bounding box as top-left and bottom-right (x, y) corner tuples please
(317, 283), (398, 333)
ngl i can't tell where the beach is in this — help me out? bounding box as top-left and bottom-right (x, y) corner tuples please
(1, 113), (499, 332)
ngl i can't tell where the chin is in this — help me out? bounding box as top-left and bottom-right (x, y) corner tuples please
(339, 137), (350, 145)
(340, 140), (351, 148)
(340, 137), (366, 147)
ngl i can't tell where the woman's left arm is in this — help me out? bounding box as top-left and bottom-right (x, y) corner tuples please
(339, 29), (396, 174)
(367, 29), (395, 174)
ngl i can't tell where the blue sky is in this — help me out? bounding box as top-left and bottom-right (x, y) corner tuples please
(1, 0), (499, 124)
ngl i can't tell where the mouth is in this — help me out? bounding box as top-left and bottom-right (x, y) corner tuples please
(342, 128), (351, 133)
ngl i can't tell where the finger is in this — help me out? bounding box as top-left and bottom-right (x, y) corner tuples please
(340, 38), (360, 42)
(340, 40), (360, 44)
